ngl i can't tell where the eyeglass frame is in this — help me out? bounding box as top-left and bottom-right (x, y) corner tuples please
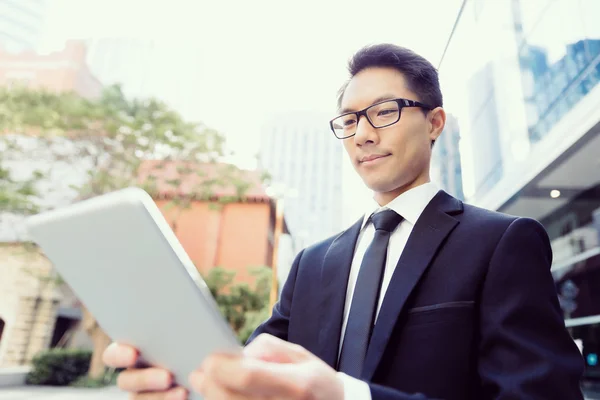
(329, 97), (434, 139)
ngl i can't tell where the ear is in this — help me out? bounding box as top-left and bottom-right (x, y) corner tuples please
(428, 107), (446, 142)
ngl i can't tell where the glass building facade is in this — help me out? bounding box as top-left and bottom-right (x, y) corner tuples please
(440, 0), (600, 389)
(430, 113), (465, 201)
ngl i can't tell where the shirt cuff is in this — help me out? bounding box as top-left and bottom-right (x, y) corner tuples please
(336, 372), (372, 400)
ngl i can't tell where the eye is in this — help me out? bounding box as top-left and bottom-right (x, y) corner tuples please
(378, 108), (398, 117)
(342, 117), (357, 127)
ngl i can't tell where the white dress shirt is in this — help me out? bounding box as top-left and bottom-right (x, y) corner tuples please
(336, 182), (440, 400)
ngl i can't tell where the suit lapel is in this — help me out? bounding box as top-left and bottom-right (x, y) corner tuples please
(316, 217), (363, 368)
(362, 191), (462, 380)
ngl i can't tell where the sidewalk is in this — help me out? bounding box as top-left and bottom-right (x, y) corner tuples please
(0, 386), (126, 399)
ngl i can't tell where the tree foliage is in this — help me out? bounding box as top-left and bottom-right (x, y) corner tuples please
(0, 162), (41, 214)
(0, 85), (269, 375)
(204, 266), (271, 343)
(0, 84), (244, 201)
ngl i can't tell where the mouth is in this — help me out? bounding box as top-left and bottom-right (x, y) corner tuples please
(359, 154), (391, 164)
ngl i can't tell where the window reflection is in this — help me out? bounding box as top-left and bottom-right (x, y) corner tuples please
(516, 0), (600, 143)
(439, 0), (600, 201)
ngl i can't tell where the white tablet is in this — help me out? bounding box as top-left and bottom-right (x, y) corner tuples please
(25, 187), (241, 398)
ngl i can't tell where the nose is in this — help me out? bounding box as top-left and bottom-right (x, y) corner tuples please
(353, 114), (379, 146)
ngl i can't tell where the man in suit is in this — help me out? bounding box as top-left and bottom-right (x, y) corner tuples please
(103, 44), (585, 399)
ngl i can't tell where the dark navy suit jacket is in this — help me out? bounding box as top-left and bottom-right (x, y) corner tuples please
(249, 191), (584, 399)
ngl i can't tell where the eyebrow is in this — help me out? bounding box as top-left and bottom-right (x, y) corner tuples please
(339, 94), (398, 114)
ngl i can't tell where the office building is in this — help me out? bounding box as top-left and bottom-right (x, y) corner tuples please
(0, 0), (47, 52)
(259, 111), (344, 251)
(430, 114), (464, 200)
(440, 0), (600, 387)
(0, 40), (102, 98)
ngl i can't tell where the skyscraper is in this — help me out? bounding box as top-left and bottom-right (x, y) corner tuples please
(466, 61), (504, 198)
(430, 114), (464, 200)
(0, 0), (47, 52)
(259, 111), (344, 250)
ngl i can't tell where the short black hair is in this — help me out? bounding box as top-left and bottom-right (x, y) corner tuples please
(337, 43), (443, 110)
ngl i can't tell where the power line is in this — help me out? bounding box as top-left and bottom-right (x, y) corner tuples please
(438, 0), (469, 70)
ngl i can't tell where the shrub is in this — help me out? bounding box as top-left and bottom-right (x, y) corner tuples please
(204, 265), (272, 342)
(26, 348), (92, 386)
(70, 368), (120, 388)
(239, 305), (271, 344)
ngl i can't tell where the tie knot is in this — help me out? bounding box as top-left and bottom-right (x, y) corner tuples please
(370, 209), (403, 232)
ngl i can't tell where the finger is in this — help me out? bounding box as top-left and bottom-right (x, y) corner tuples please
(103, 342), (139, 368)
(189, 370), (259, 400)
(199, 354), (305, 398)
(191, 353), (241, 392)
(244, 334), (308, 363)
(129, 386), (188, 400)
(117, 367), (173, 392)
(203, 384), (257, 400)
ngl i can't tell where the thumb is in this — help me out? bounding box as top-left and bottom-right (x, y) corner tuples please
(244, 334), (310, 363)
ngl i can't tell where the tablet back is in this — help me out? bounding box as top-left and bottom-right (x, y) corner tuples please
(25, 187), (240, 398)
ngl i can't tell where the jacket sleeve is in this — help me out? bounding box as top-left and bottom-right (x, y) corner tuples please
(475, 217), (584, 399)
(368, 217), (585, 400)
(246, 249), (304, 344)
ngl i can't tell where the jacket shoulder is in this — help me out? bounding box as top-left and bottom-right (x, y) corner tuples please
(460, 201), (548, 239)
(461, 202), (520, 226)
(297, 218), (361, 263)
(302, 230), (345, 256)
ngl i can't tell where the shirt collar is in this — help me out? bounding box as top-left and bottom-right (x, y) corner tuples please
(361, 182), (440, 229)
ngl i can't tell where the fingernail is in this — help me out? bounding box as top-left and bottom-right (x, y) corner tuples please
(165, 371), (174, 386)
(102, 343), (117, 364)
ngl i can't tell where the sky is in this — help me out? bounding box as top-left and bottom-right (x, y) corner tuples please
(39, 0), (463, 166)
(35, 0), (600, 204)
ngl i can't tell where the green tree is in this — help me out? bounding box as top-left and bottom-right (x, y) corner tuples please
(204, 266), (272, 343)
(0, 84), (264, 378)
(0, 162), (40, 214)
(0, 98), (44, 215)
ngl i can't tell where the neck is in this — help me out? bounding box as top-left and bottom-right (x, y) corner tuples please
(373, 175), (431, 206)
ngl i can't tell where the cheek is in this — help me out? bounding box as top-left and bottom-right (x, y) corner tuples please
(387, 130), (429, 167)
(396, 125), (429, 152)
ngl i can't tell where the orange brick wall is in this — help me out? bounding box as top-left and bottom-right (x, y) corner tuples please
(155, 200), (272, 284)
(216, 203), (271, 283)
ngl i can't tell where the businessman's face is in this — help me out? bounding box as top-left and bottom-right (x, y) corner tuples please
(339, 67), (444, 205)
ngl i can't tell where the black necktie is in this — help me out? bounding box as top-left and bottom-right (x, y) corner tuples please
(337, 209), (403, 378)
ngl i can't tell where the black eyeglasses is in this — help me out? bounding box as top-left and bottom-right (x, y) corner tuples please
(329, 98), (433, 139)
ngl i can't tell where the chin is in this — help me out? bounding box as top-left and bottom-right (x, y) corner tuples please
(363, 173), (415, 193)
(362, 178), (397, 193)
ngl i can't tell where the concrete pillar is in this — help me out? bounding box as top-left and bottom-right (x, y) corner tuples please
(0, 244), (60, 367)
